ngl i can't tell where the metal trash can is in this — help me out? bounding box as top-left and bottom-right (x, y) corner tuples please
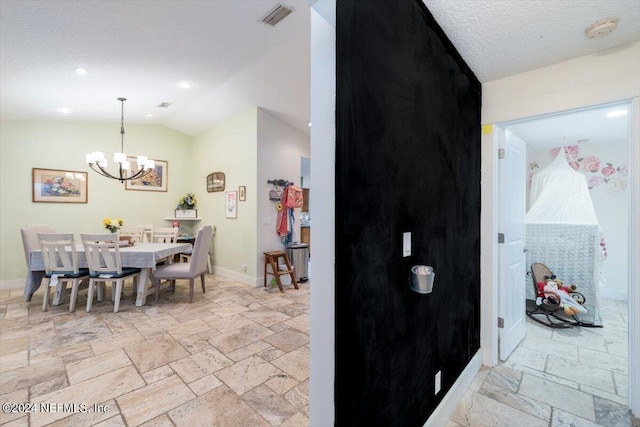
(410, 265), (435, 294)
(286, 243), (309, 282)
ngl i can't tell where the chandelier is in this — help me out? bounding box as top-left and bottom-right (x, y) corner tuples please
(86, 97), (155, 182)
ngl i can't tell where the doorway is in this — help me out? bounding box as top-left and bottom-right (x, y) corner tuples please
(496, 101), (631, 406)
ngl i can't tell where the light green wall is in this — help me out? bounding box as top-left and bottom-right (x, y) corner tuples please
(191, 108), (259, 281)
(0, 120), (192, 283)
(1, 109), (308, 288)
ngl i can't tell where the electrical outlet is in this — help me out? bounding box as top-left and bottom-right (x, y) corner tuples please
(435, 370), (441, 394)
(242, 263), (247, 272)
(403, 232), (411, 257)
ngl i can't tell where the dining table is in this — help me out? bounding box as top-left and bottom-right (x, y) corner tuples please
(26, 242), (192, 306)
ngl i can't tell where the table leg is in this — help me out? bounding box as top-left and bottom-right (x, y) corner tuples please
(135, 268), (152, 306)
(52, 283), (68, 306)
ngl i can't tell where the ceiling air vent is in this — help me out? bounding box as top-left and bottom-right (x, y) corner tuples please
(259, 3), (294, 26)
(158, 102), (173, 108)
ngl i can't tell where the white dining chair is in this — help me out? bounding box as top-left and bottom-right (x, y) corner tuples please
(119, 225), (145, 244)
(38, 233), (90, 312)
(152, 225), (213, 303)
(81, 232), (141, 313)
(152, 227), (180, 267)
(143, 224), (154, 243)
(152, 227), (179, 243)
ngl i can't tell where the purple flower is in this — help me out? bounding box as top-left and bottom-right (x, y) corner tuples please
(588, 175), (604, 188)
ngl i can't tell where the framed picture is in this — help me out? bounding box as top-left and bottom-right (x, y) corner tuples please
(225, 190), (237, 218)
(207, 172), (225, 192)
(125, 158), (168, 192)
(32, 168), (88, 203)
(239, 185), (246, 201)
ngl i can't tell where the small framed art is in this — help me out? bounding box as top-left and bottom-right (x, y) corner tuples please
(239, 186), (246, 201)
(32, 168), (88, 203)
(225, 190), (237, 218)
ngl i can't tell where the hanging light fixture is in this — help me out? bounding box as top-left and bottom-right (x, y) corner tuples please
(86, 97), (155, 182)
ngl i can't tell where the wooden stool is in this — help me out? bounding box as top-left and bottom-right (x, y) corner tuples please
(263, 250), (298, 293)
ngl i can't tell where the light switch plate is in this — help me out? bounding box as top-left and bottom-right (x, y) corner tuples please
(403, 232), (411, 257)
(435, 370), (441, 394)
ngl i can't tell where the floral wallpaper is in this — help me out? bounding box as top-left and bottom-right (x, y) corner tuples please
(529, 145), (629, 197)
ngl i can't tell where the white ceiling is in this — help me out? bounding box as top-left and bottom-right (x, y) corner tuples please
(1, 0), (639, 138)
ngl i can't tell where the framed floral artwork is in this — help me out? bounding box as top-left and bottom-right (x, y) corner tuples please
(32, 168), (88, 203)
(225, 190), (237, 218)
(125, 158), (168, 192)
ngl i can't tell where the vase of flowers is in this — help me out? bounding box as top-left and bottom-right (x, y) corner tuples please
(176, 193), (197, 218)
(103, 218), (123, 233)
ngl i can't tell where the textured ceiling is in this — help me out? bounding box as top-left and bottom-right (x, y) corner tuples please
(423, 0), (640, 82)
(0, 0), (638, 137)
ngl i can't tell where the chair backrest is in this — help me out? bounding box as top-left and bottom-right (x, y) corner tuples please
(189, 225), (213, 276)
(152, 227), (179, 243)
(38, 233), (79, 275)
(531, 263), (554, 285)
(119, 225), (146, 243)
(143, 224), (154, 243)
(21, 224), (56, 264)
(530, 263), (554, 297)
(81, 232), (124, 275)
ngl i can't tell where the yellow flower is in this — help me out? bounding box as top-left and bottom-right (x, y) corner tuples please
(103, 218), (124, 233)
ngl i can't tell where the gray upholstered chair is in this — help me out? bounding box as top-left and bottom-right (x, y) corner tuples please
(21, 224), (56, 301)
(152, 225), (213, 303)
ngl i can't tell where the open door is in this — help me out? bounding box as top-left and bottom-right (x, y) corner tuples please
(498, 129), (527, 360)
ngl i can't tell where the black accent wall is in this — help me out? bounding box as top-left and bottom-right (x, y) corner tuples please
(335, 0), (481, 425)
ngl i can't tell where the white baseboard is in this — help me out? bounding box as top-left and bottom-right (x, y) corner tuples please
(212, 266), (260, 287)
(424, 350), (482, 427)
(0, 278), (24, 291)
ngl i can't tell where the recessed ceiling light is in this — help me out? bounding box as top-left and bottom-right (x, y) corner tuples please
(606, 109), (628, 118)
(146, 113), (153, 117)
(178, 81), (193, 89)
(74, 68), (87, 75)
(56, 107), (71, 114)
(307, 121), (312, 127)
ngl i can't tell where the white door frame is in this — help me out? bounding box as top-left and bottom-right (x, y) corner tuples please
(480, 98), (639, 416)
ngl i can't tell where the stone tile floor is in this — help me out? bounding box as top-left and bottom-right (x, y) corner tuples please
(448, 297), (635, 427)
(2, 277), (636, 427)
(0, 276), (310, 426)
